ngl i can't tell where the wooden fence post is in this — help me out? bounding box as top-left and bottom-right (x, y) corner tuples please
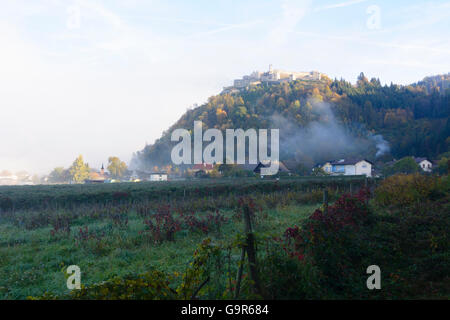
(234, 245), (246, 299)
(243, 204), (263, 298)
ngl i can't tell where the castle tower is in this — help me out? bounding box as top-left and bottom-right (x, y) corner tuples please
(269, 64), (273, 73)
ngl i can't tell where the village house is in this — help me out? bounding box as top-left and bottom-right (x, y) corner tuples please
(149, 172), (168, 181)
(85, 164), (109, 184)
(239, 160), (291, 176)
(321, 159), (373, 177)
(0, 171), (35, 186)
(190, 163), (214, 176)
(414, 157), (433, 172)
(127, 170), (168, 182)
(130, 170), (150, 181)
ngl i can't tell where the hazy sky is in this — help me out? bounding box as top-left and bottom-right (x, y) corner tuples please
(1, 0), (449, 174)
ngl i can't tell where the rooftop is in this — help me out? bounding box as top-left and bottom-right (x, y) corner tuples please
(328, 159), (373, 165)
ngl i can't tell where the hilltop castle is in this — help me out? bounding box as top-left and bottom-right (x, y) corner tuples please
(223, 65), (321, 93)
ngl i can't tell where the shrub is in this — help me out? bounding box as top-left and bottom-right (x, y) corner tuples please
(183, 210), (227, 235)
(31, 270), (178, 300)
(375, 173), (443, 208)
(259, 240), (323, 299)
(109, 211), (129, 228)
(282, 189), (373, 296)
(0, 197), (13, 212)
(49, 214), (71, 237)
(74, 226), (111, 255)
(234, 197), (264, 224)
(112, 192), (130, 203)
(142, 213), (182, 243)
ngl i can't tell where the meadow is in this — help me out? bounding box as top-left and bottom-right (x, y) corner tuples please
(0, 175), (448, 300)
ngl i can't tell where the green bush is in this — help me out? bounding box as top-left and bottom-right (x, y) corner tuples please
(375, 173), (447, 209)
(31, 270), (178, 300)
(259, 241), (323, 299)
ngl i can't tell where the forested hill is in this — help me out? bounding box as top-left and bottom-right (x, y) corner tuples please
(412, 73), (450, 95)
(132, 73), (450, 170)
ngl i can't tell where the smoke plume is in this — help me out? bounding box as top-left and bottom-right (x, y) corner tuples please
(368, 133), (390, 158)
(270, 100), (389, 167)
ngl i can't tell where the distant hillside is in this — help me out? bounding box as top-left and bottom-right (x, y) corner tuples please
(412, 73), (450, 95)
(132, 73), (450, 171)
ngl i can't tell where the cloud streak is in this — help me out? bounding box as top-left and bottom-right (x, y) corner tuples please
(294, 31), (450, 55)
(313, 0), (368, 12)
(186, 20), (263, 39)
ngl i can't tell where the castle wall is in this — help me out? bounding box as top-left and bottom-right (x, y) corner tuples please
(230, 67), (321, 90)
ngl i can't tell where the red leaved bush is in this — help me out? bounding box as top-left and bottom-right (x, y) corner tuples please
(283, 226), (305, 261)
(183, 210), (227, 234)
(234, 197), (264, 223)
(112, 192), (130, 202)
(283, 188), (371, 260)
(142, 213), (182, 243)
(309, 188), (371, 231)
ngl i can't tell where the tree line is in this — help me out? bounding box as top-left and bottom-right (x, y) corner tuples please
(48, 155), (128, 184)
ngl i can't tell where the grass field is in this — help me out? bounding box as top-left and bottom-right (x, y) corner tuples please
(0, 177), (347, 299)
(0, 175), (448, 300)
(0, 175), (369, 212)
(0, 202), (316, 299)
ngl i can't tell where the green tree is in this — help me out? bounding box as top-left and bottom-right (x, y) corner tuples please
(69, 155), (90, 183)
(107, 156), (128, 178)
(294, 163), (311, 176)
(311, 167), (328, 176)
(357, 72), (369, 87)
(383, 157), (419, 176)
(434, 157), (449, 175)
(48, 167), (70, 184)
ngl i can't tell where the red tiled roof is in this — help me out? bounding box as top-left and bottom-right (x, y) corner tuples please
(192, 163), (214, 170)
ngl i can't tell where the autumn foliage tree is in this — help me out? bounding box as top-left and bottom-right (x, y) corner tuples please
(69, 155), (90, 183)
(107, 156), (128, 178)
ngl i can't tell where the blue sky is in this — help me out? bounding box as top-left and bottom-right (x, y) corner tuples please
(1, 0), (449, 174)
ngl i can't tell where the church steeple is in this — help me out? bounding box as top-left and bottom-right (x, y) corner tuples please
(101, 164), (104, 175)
